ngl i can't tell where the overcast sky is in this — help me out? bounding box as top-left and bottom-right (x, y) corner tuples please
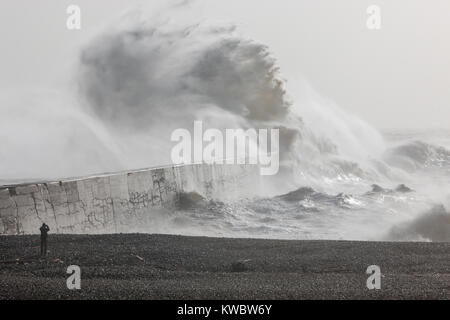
(1, 0), (449, 130)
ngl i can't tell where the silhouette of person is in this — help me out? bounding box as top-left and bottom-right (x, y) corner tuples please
(39, 223), (50, 256)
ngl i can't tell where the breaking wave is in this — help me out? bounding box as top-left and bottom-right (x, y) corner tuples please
(385, 140), (450, 172)
(388, 205), (450, 242)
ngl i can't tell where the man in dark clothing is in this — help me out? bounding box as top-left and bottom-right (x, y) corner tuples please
(39, 223), (50, 257)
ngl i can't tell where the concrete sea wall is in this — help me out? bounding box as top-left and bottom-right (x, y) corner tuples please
(0, 164), (259, 235)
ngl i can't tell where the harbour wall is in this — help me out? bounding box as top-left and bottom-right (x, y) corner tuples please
(0, 164), (259, 235)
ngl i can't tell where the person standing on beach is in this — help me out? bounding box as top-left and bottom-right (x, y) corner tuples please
(39, 223), (50, 257)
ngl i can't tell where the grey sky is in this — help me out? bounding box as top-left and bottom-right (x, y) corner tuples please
(1, 0), (449, 129)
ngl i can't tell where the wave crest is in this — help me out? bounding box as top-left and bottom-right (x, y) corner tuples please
(387, 205), (450, 242)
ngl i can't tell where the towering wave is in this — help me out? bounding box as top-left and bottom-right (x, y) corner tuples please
(77, 16), (391, 189)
